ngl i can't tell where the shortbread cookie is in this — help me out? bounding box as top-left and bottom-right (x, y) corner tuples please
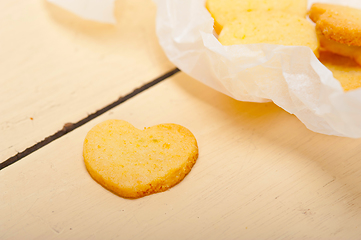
(317, 32), (361, 66)
(309, 3), (361, 46)
(83, 119), (198, 198)
(206, 0), (308, 34)
(218, 11), (319, 54)
(319, 51), (361, 91)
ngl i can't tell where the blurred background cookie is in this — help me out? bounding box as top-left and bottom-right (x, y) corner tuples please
(317, 32), (361, 66)
(309, 3), (361, 46)
(318, 51), (361, 91)
(309, 3), (361, 65)
(206, 0), (308, 34)
(218, 11), (318, 55)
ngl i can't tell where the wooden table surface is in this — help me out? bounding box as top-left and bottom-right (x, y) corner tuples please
(2, 0), (361, 239)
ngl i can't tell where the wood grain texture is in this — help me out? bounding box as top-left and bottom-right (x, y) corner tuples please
(0, 0), (174, 162)
(2, 72), (361, 239)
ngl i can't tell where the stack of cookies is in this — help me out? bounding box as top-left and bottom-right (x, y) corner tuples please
(207, 0), (361, 91)
(309, 3), (361, 91)
(206, 0), (319, 55)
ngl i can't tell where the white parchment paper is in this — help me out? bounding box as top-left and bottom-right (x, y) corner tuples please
(47, 0), (116, 23)
(153, 0), (361, 138)
(48, 0), (361, 138)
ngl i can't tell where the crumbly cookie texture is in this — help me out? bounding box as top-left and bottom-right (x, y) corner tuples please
(206, 0), (308, 34)
(319, 51), (361, 92)
(218, 11), (318, 54)
(309, 3), (361, 46)
(83, 119), (198, 198)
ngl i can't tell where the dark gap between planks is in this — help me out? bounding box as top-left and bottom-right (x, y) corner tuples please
(0, 68), (180, 171)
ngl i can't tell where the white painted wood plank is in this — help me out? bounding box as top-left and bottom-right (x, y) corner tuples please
(2, 72), (361, 239)
(0, 0), (174, 162)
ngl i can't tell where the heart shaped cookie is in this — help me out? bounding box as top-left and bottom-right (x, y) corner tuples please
(83, 119), (198, 198)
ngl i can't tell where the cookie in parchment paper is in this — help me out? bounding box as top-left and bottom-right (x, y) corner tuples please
(309, 3), (361, 65)
(206, 0), (308, 34)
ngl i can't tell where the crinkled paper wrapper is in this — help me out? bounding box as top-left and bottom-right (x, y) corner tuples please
(47, 0), (116, 23)
(153, 0), (361, 138)
(48, 0), (361, 138)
